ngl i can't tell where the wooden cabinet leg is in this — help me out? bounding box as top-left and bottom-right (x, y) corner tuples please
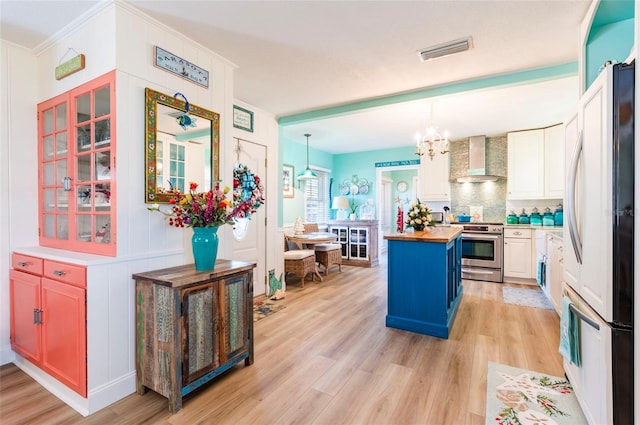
(136, 383), (148, 395)
(168, 394), (182, 414)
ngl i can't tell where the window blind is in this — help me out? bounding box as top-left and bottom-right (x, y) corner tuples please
(304, 168), (329, 223)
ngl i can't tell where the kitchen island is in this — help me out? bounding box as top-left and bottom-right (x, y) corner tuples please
(384, 226), (463, 339)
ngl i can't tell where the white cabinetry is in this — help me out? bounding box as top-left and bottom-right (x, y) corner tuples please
(419, 152), (449, 201)
(507, 125), (563, 200)
(328, 220), (379, 267)
(507, 130), (544, 199)
(544, 125), (564, 198)
(503, 228), (535, 280)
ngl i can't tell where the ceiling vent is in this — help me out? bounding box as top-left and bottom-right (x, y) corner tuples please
(418, 36), (473, 62)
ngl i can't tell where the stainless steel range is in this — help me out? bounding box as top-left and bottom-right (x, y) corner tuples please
(452, 222), (504, 283)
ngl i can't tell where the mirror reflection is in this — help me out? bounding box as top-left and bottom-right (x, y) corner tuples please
(145, 88), (220, 203)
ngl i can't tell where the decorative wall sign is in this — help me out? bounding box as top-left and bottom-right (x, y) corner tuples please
(375, 159), (420, 167)
(154, 46), (209, 88)
(55, 53), (85, 80)
(233, 105), (254, 132)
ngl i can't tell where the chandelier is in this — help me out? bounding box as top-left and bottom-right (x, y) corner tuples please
(414, 104), (450, 160)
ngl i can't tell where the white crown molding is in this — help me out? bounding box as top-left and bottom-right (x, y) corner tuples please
(115, 0), (238, 69)
(33, 0), (113, 56)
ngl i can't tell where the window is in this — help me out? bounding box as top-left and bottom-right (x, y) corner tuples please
(304, 168), (330, 223)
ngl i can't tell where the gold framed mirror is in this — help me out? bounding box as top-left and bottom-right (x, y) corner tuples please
(145, 87), (220, 203)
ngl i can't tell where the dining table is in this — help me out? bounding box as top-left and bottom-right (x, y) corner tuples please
(286, 232), (338, 249)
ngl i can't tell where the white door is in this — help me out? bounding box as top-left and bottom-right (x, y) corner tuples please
(233, 140), (267, 297)
(379, 177), (393, 253)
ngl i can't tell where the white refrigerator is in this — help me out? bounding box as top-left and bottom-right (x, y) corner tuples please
(563, 60), (634, 425)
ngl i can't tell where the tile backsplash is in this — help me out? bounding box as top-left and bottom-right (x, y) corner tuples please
(450, 135), (507, 222)
(451, 180), (507, 222)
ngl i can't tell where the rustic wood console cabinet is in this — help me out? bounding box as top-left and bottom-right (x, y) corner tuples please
(132, 260), (255, 412)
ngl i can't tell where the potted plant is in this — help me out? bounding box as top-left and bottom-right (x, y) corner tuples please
(349, 195), (358, 220)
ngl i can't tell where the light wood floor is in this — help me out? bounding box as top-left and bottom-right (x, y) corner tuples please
(0, 255), (564, 425)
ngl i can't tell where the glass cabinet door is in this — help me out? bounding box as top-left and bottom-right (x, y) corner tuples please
(38, 71), (116, 256)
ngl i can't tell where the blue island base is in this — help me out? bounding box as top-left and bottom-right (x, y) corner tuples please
(385, 285), (463, 339)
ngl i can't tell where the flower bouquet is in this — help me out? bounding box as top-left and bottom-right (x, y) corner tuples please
(148, 163), (265, 271)
(148, 182), (234, 228)
(405, 199), (434, 231)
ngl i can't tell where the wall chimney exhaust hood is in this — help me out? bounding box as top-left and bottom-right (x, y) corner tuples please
(456, 135), (504, 183)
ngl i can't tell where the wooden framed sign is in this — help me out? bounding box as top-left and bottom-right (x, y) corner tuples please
(154, 46), (209, 88)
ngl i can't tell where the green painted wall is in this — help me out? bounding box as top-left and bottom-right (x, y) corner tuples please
(586, 17), (634, 89)
(278, 143), (415, 225)
(280, 134), (334, 225)
(332, 146), (415, 219)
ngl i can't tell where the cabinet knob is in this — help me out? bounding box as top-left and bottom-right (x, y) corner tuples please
(53, 270), (66, 276)
(514, 231), (522, 236)
(17, 261), (28, 267)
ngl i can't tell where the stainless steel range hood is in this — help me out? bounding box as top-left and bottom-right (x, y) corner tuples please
(456, 135), (504, 183)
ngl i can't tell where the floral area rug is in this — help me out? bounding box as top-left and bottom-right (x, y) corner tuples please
(486, 362), (586, 425)
(502, 286), (553, 310)
(253, 300), (285, 322)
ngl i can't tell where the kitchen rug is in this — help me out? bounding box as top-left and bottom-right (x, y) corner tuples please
(253, 300), (285, 322)
(502, 286), (553, 310)
(486, 362), (586, 425)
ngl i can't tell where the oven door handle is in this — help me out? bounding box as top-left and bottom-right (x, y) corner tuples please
(462, 234), (501, 240)
(461, 268), (497, 275)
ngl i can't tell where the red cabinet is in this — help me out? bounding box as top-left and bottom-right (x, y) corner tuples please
(10, 253), (87, 397)
(38, 70), (116, 256)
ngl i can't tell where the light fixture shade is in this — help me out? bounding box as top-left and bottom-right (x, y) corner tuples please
(297, 167), (317, 180)
(297, 133), (317, 180)
(331, 196), (350, 210)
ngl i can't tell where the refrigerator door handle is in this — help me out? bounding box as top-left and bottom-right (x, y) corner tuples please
(569, 303), (600, 331)
(566, 130), (583, 264)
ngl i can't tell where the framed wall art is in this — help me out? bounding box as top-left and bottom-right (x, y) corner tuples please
(233, 105), (254, 132)
(282, 164), (294, 198)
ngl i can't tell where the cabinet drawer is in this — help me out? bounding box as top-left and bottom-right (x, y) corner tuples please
(43, 261), (86, 288)
(12, 253), (44, 276)
(504, 228), (532, 239)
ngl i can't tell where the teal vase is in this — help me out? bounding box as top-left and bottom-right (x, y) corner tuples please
(191, 226), (219, 271)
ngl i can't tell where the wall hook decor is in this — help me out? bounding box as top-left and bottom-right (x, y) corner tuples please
(173, 92), (197, 131)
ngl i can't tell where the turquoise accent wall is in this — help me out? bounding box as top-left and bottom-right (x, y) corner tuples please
(585, 0), (634, 90)
(332, 147), (415, 218)
(586, 18), (634, 89)
(387, 169), (417, 205)
(280, 134), (334, 225)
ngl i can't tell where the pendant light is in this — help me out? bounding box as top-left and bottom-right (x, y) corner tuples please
(297, 133), (317, 180)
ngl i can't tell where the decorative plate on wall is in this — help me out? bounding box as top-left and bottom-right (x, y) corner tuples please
(397, 181), (408, 192)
